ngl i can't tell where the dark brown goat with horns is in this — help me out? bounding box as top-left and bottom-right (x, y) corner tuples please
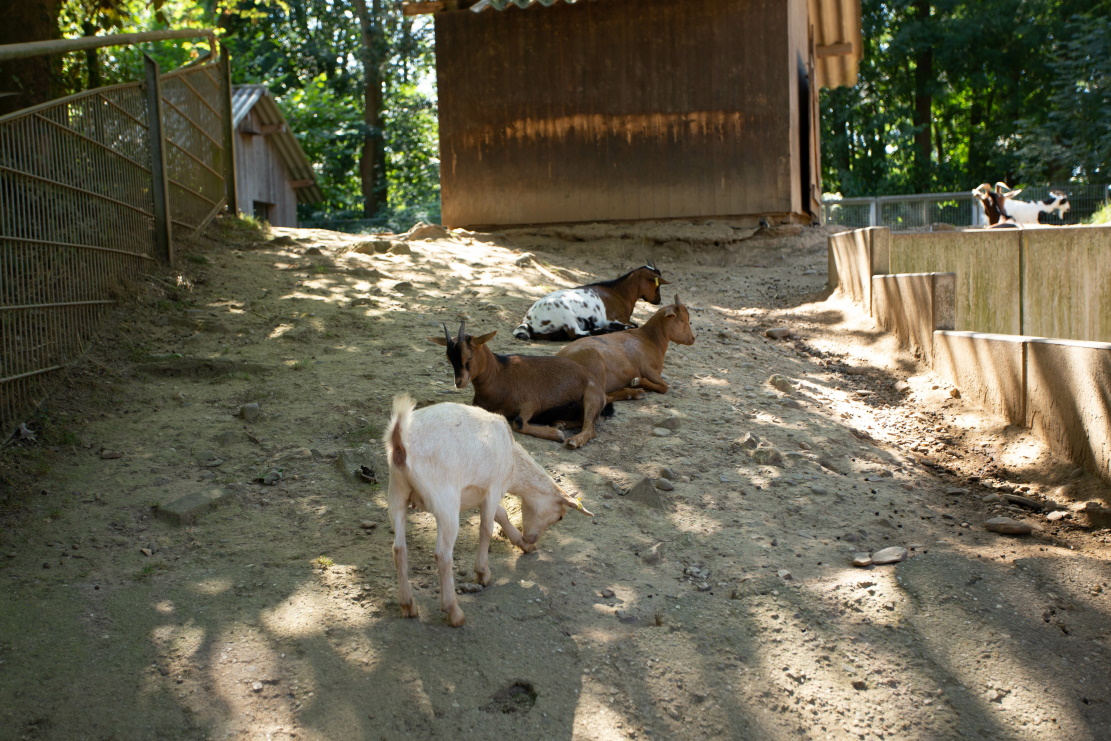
(429, 321), (612, 449)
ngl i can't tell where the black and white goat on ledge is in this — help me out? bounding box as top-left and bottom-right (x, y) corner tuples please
(974, 182), (1071, 226)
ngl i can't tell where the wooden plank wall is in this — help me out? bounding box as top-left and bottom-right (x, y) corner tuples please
(235, 110), (298, 227)
(436, 0), (802, 227)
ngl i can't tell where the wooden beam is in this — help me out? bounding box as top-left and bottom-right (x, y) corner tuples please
(403, 1), (446, 15)
(816, 42), (853, 58)
(289, 179), (315, 189)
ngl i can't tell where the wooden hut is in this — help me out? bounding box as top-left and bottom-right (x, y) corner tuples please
(405, 0), (861, 228)
(230, 85), (323, 227)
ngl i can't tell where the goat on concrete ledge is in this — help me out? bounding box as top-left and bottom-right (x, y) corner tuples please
(993, 183), (1071, 225)
(430, 321), (612, 449)
(384, 394), (592, 627)
(512, 263), (669, 341)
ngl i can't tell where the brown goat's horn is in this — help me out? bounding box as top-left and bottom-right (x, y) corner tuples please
(674, 294), (681, 305)
(457, 320), (466, 345)
(442, 323), (452, 345)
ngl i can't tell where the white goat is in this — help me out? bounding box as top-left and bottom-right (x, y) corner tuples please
(383, 394), (592, 626)
(994, 183), (1071, 224)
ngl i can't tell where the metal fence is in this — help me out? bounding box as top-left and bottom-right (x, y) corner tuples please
(823, 184), (1111, 231)
(0, 30), (234, 441)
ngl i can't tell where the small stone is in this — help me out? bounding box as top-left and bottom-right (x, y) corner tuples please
(894, 380), (911, 393)
(656, 417), (682, 431)
(982, 493), (1002, 503)
(697, 582), (712, 592)
(751, 447), (784, 467)
(252, 682), (264, 693)
(652, 427), (672, 437)
(359, 521), (378, 530)
(1046, 511), (1069, 521)
(945, 487), (968, 497)
(239, 403), (261, 422)
(765, 327), (792, 340)
(654, 478), (675, 492)
(260, 469), (283, 486)
(140, 548), (153, 557)
(514, 252), (535, 267)
(768, 374), (794, 393)
(600, 588), (616, 598)
(777, 569), (793, 580)
(734, 432), (760, 450)
(457, 583), (484, 594)
(809, 485), (829, 496)
(852, 680), (868, 691)
(642, 543), (664, 565)
(870, 546), (909, 565)
(658, 466), (677, 480)
(626, 478), (666, 509)
(984, 517), (1034, 535)
(949, 388), (962, 399)
(851, 553), (873, 567)
(100, 450), (122, 460)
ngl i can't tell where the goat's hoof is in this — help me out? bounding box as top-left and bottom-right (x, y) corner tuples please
(400, 602), (419, 619)
(564, 436), (583, 450)
(631, 377), (641, 387)
(447, 606), (465, 627)
(476, 569), (492, 586)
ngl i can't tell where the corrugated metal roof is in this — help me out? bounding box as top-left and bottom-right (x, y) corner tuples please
(810, 0), (862, 88)
(231, 84), (324, 204)
(468, 0), (861, 88)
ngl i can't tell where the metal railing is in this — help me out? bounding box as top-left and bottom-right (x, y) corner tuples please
(823, 184), (1111, 231)
(0, 30), (235, 440)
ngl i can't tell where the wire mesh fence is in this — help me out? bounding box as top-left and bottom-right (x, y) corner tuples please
(823, 184), (1111, 230)
(0, 32), (231, 441)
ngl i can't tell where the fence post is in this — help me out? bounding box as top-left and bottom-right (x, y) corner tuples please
(144, 54), (172, 264)
(869, 198), (878, 227)
(220, 41), (238, 218)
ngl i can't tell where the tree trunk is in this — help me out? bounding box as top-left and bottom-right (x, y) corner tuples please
(911, 0), (933, 191)
(82, 20), (101, 90)
(0, 0), (61, 116)
(353, 0), (389, 217)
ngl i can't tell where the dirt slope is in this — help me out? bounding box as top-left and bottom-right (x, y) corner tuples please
(1, 218), (1109, 741)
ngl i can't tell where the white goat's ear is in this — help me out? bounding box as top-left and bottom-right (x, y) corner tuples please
(474, 330), (497, 346)
(428, 337), (449, 346)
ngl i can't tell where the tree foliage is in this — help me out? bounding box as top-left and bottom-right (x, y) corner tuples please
(822, 0), (1110, 196)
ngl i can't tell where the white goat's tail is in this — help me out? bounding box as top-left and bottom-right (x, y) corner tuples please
(512, 323), (531, 341)
(385, 393), (415, 468)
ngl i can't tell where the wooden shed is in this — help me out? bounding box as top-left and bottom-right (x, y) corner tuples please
(230, 85), (323, 227)
(406, 0), (861, 228)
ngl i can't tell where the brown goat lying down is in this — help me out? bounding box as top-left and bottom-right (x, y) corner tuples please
(557, 295), (695, 402)
(429, 322), (612, 449)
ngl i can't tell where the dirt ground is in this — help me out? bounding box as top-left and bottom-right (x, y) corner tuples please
(2, 217), (1110, 741)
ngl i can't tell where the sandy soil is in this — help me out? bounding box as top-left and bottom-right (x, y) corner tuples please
(1, 217), (1110, 741)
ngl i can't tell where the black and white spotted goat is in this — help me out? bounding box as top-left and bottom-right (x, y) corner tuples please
(512, 264), (669, 341)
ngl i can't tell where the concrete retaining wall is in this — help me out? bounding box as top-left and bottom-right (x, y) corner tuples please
(829, 224), (1111, 481)
(888, 230), (1022, 335)
(872, 273), (955, 363)
(1024, 227), (1111, 342)
(1025, 338), (1111, 479)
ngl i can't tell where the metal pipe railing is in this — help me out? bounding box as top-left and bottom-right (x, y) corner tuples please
(0, 28), (215, 62)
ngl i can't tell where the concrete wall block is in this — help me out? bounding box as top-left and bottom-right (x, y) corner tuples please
(890, 230), (1022, 335)
(1025, 338), (1111, 479)
(1023, 225), (1111, 343)
(933, 331), (1026, 425)
(872, 272), (951, 362)
(869, 226), (891, 275)
(828, 229), (871, 305)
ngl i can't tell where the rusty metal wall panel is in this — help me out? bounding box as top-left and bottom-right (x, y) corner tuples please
(437, 0), (794, 227)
